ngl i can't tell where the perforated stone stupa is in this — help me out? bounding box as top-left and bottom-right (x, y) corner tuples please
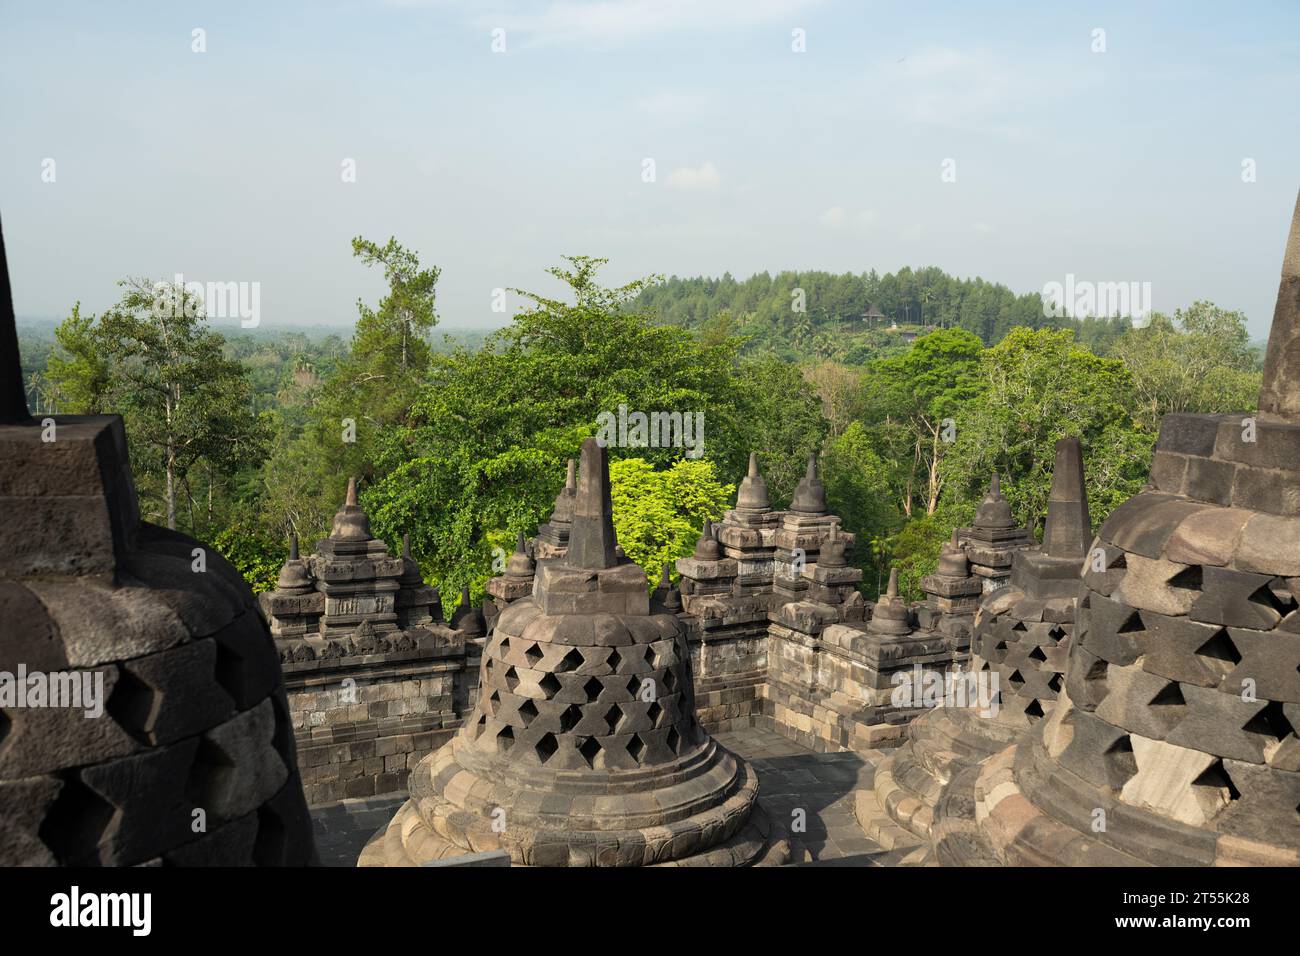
(969, 191), (1300, 866)
(857, 438), (1093, 857)
(0, 220), (316, 865)
(361, 438), (787, 866)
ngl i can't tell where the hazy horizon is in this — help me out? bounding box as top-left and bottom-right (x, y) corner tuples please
(3, 0), (1298, 337)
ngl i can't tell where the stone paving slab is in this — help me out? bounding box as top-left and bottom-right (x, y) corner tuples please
(309, 727), (896, 866)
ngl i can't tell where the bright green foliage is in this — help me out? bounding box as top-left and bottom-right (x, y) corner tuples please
(607, 457), (734, 586)
(363, 257), (761, 597)
(211, 510), (285, 594)
(45, 303), (112, 413)
(880, 505), (973, 602)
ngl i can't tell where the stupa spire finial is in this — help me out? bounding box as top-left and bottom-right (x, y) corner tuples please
(1258, 188), (1300, 423)
(0, 218), (31, 425)
(1041, 437), (1092, 560)
(565, 437), (619, 569)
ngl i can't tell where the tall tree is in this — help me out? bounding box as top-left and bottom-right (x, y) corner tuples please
(46, 279), (267, 531)
(940, 327), (1150, 535)
(1110, 301), (1260, 431)
(860, 328), (983, 517)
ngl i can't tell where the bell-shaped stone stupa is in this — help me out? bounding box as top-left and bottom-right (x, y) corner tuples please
(972, 190), (1300, 866)
(361, 438), (787, 866)
(0, 218), (316, 865)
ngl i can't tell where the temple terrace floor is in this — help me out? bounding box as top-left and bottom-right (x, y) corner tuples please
(309, 727), (926, 867)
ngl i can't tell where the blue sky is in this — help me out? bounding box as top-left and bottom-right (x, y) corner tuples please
(2, 0), (1297, 336)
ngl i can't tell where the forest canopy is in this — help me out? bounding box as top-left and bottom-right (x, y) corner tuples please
(23, 248), (1263, 605)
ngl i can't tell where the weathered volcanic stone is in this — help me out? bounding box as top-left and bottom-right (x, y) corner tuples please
(0, 217), (315, 866)
(968, 189), (1300, 868)
(858, 439), (1093, 855)
(361, 438), (786, 866)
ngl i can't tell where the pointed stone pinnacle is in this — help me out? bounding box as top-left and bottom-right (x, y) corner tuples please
(565, 458), (577, 492)
(991, 473), (1001, 496)
(659, 562), (672, 588)
(1041, 437), (1092, 559)
(1258, 188), (1300, 423)
(402, 533), (411, 558)
(887, 568), (899, 598)
(0, 217), (29, 424)
(790, 453), (827, 514)
(693, 519), (721, 560)
(331, 476), (371, 539)
(289, 533), (299, 560)
(737, 450), (771, 512)
(516, 530), (527, 552)
(951, 529), (960, 549)
(565, 437), (619, 570)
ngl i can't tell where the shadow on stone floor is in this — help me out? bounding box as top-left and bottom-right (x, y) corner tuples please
(312, 794), (406, 867)
(747, 750), (882, 863)
(308, 731), (900, 867)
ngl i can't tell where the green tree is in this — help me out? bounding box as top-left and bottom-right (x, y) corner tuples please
(47, 279), (267, 532)
(46, 302), (111, 413)
(607, 457), (734, 585)
(256, 236), (441, 542)
(860, 328), (984, 517)
(1111, 301), (1260, 431)
(821, 421), (903, 596)
(732, 353), (829, 506)
(940, 327), (1150, 535)
(362, 256), (748, 598)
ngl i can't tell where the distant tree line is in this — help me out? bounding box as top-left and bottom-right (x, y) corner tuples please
(27, 244), (1263, 606)
(632, 266), (1136, 364)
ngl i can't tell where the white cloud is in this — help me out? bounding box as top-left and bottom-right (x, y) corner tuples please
(819, 206), (846, 227)
(668, 161), (721, 189)
(459, 0), (825, 47)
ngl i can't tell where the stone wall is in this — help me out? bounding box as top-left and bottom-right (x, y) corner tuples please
(284, 648), (473, 804)
(689, 631), (768, 732)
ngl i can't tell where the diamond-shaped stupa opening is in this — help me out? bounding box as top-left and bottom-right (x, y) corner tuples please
(559, 704), (582, 732)
(603, 705), (623, 734)
(577, 736), (601, 769)
(517, 699), (538, 728)
(556, 648), (583, 673)
(534, 732), (559, 763)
